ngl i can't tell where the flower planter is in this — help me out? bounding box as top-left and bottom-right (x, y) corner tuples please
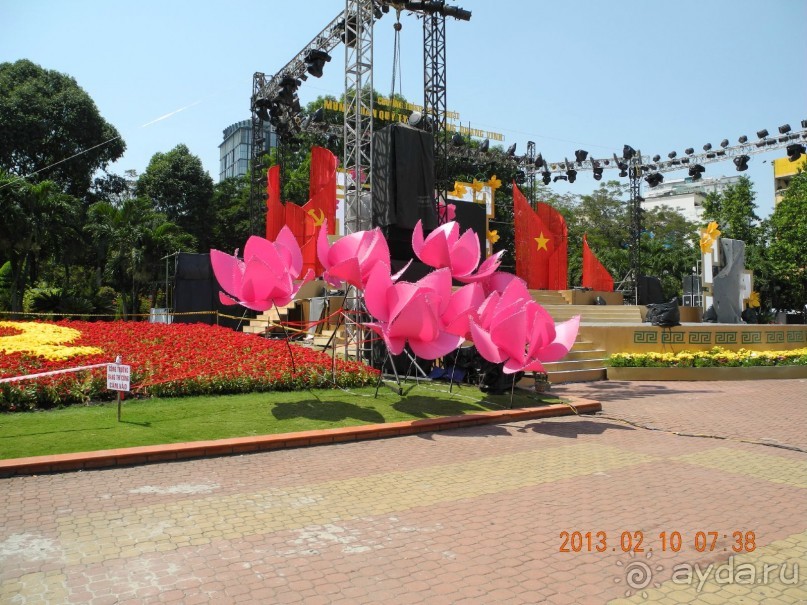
(607, 366), (807, 381)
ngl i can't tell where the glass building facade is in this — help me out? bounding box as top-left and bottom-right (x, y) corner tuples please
(218, 120), (276, 182)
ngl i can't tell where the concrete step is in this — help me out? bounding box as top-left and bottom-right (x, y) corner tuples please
(563, 349), (608, 361)
(547, 367), (608, 384)
(543, 305), (643, 324)
(544, 358), (607, 373)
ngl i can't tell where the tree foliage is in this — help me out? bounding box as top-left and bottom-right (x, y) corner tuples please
(0, 59), (125, 196)
(767, 169), (807, 313)
(84, 197), (195, 317)
(136, 144), (214, 250)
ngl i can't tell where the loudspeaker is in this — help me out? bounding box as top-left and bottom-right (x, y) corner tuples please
(682, 275), (702, 307)
(637, 275), (665, 305)
(372, 123), (437, 230)
(174, 253), (253, 329)
(452, 201), (487, 263)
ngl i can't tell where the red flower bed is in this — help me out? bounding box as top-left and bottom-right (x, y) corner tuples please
(0, 320), (378, 410)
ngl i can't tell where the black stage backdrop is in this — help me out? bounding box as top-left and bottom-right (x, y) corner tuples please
(174, 253), (254, 329)
(372, 123), (437, 230)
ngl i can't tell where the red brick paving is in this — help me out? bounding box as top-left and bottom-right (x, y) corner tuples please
(1, 379), (806, 604)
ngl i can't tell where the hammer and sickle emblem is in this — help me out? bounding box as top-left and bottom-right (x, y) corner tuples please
(307, 208), (326, 226)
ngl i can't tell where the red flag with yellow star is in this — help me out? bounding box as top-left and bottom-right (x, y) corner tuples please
(513, 184), (568, 290)
(534, 201), (568, 290)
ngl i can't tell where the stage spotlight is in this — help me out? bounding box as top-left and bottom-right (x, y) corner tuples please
(738, 135), (748, 143)
(535, 153), (544, 168)
(703, 143), (712, 151)
(668, 151), (677, 159)
(652, 154), (661, 162)
(553, 175), (568, 182)
(515, 170), (526, 184)
(623, 145), (636, 160)
(326, 134), (339, 149)
(756, 129), (769, 139)
(593, 166), (604, 181)
(802, 119), (807, 129)
(779, 124), (791, 135)
(452, 132), (464, 146)
(542, 171), (552, 185)
(688, 164), (705, 180)
(479, 138), (490, 153)
(645, 172), (664, 188)
(733, 155), (750, 171)
(506, 143), (517, 156)
(685, 147), (694, 155)
(720, 139), (729, 148)
(787, 143), (806, 162)
(254, 98), (271, 121)
(305, 49), (332, 78)
(566, 169), (577, 183)
(277, 77), (300, 106)
(574, 149), (588, 163)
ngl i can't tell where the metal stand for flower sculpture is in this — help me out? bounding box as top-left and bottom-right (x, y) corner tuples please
(273, 302), (298, 375)
(373, 347), (429, 398)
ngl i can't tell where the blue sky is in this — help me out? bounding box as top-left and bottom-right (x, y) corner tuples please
(3, 0), (806, 217)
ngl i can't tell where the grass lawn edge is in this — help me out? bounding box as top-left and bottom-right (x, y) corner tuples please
(0, 396), (601, 477)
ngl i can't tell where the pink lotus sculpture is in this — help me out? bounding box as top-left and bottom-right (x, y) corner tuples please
(316, 220), (393, 290)
(211, 227), (313, 311)
(470, 280), (580, 374)
(412, 220), (503, 283)
(363, 263), (465, 360)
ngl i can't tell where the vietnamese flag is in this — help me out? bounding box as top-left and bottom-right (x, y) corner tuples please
(535, 200), (568, 290)
(513, 184), (568, 290)
(582, 233), (614, 291)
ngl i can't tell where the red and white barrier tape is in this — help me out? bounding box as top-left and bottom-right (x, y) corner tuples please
(0, 363), (110, 384)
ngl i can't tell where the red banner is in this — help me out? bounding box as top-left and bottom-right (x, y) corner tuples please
(514, 184), (568, 290)
(582, 234), (614, 292)
(265, 147), (338, 276)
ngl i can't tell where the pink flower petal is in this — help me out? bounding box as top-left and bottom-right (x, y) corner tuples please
(409, 331), (464, 360)
(210, 249), (244, 299)
(469, 320), (506, 364)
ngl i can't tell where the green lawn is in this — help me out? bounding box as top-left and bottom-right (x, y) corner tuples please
(0, 382), (563, 460)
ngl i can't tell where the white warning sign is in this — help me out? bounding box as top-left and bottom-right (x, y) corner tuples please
(107, 364), (131, 392)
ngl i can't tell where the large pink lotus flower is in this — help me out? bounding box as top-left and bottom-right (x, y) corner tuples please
(316, 220), (393, 289)
(412, 220), (503, 283)
(211, 226), (313, 311)
(363, 263), (465, 360)
(469, 280), (580, 374)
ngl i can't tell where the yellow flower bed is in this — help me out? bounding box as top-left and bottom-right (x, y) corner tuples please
(608, 346), (807, 368)
(0, 321), (103, 361)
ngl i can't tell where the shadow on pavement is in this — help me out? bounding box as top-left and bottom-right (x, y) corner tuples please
(550, 381), (710, 402)
(519, 419), (635, 438)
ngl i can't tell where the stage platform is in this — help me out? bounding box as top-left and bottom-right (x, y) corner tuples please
(578, 320), (807, 356)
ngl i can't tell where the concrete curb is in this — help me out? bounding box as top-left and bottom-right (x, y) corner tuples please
(0, 398), (601, 477)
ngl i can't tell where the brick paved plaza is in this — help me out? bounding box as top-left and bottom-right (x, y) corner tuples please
(1, 379), (806, 604)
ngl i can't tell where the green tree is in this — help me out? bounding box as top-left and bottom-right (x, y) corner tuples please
(642, 205), (700, 298)
(767, 169), (807, 314)
(0, 172), (79, 312)
(209, 175), (250, 252)
(136, 145), (214, 250)
(0, 59), (125, 197)
(85, 197), (195, 317)
(702, 176), (760, 245)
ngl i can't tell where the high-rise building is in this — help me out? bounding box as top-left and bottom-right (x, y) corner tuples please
(641, 175), (742, 224)
(773, 154), (807, 206)
(218, 120), (276, 182)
